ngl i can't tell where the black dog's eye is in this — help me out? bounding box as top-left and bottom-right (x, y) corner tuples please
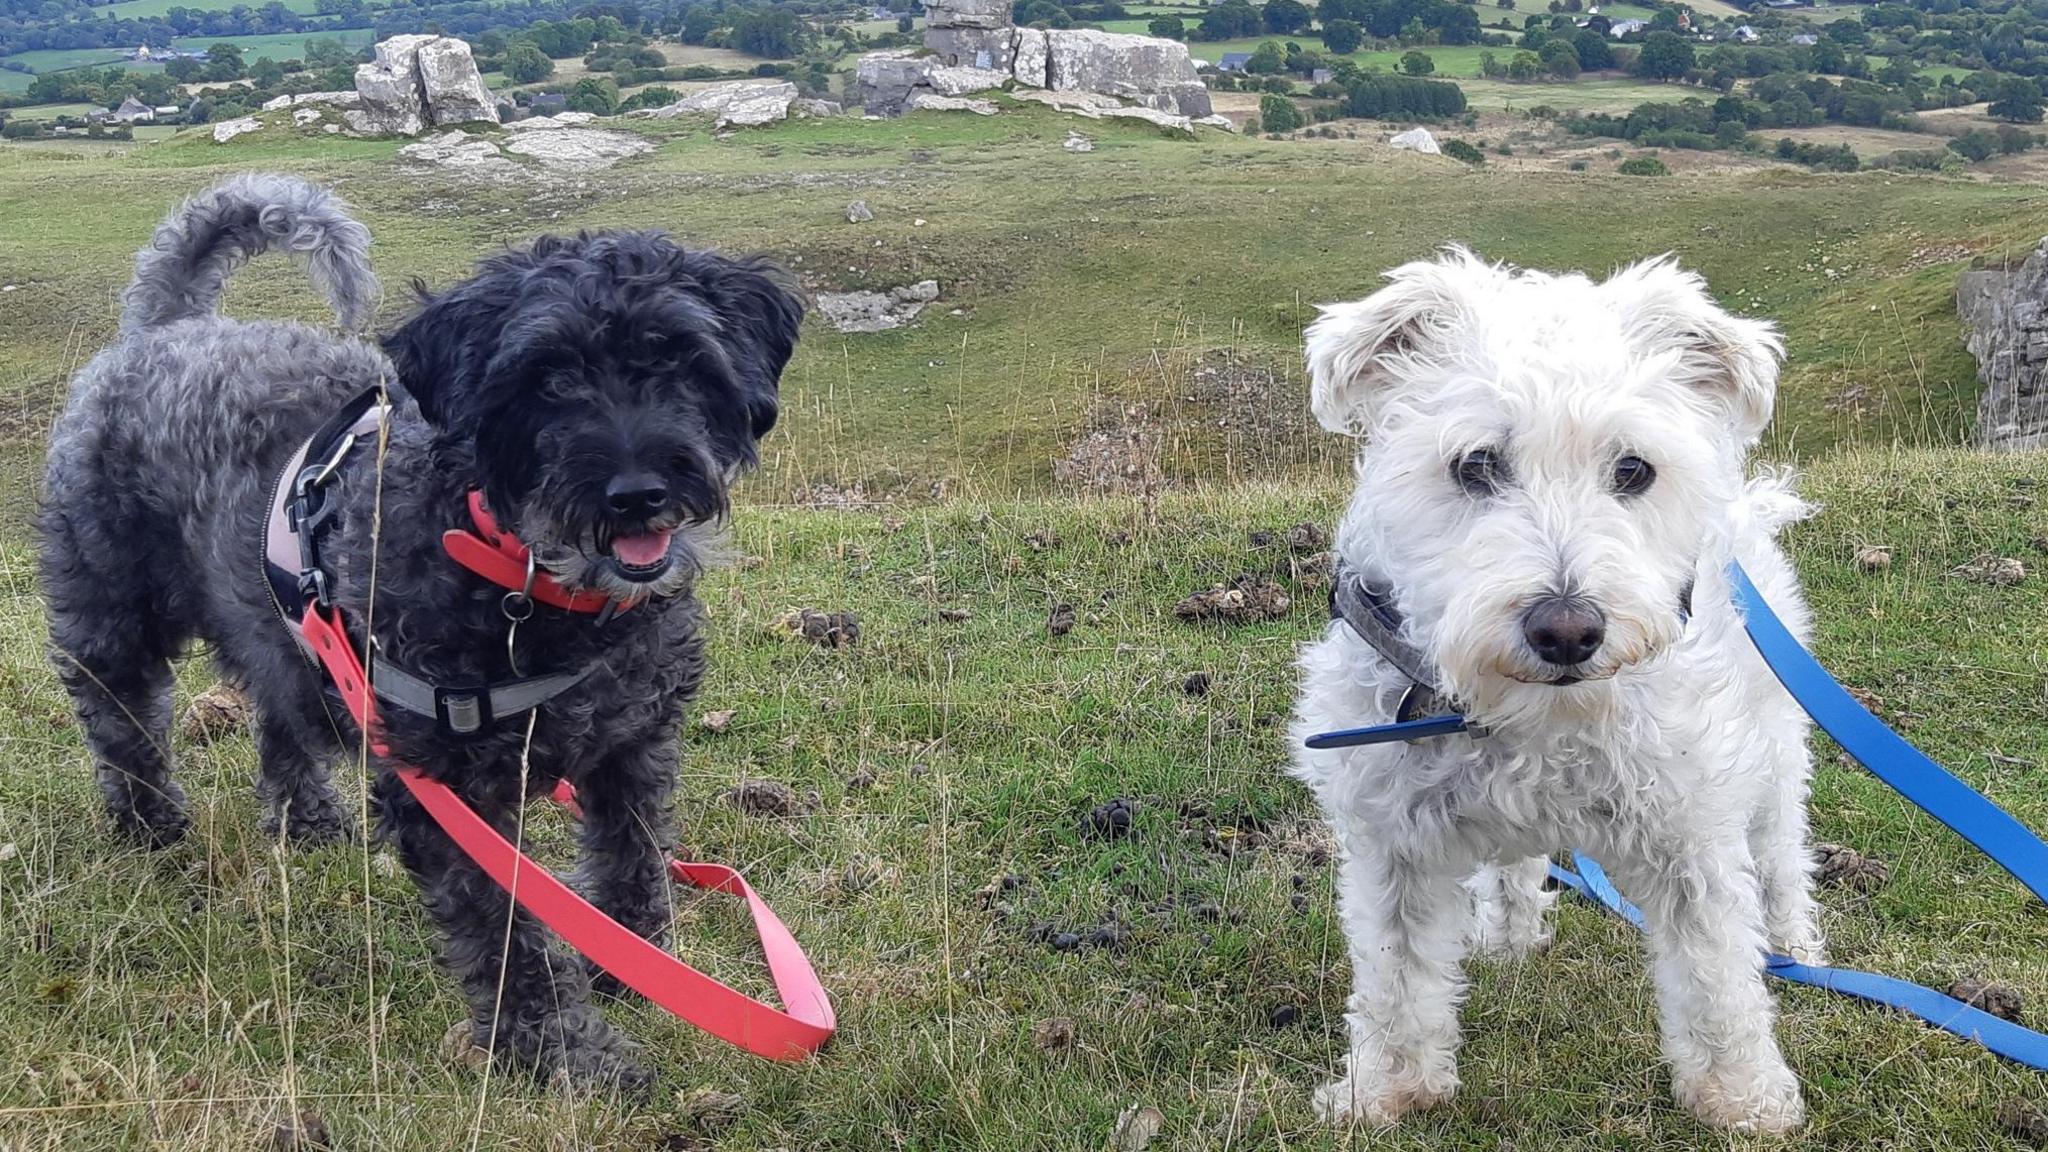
(1452, 448), (1508, 497)
(1613, 455), (1656, 496)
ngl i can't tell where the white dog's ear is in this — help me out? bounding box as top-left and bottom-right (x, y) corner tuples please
(1305, 249), (1488, 437)
(1604, 256), (1784, 442)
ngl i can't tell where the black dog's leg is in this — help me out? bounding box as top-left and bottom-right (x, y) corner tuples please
(58, 652), (188, 847)
(379, 774), (652, 1092)
(251, 681), (354, 846)
(575, 736), (678, 993)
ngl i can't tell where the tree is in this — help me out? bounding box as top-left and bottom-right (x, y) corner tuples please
(1507, 49), (1542, 80)
(1480, 49), (1503, 77)
(1246, 40), (1287, 73)
(1149, 14), (1185, 38)
(1634, 30), (1693, 81)
(203, 41), (246, 82)
(250, 57), (286, 86)
(1260, 91), (1304, 130)
(1572, 28), (1612, 69)
(504, 41), (554, 83)
(566, 75), (618, 114)
(1195, 0), (1262, 39)
(1263, 0), (1312, 33)
(1319, 18), (1360, 53)
(1989, 77), (2044, 123)
(733, 7), (808, 58)
(619, 84), (680, 111)
(1539, 37), (1579, 78)
(1401, 48), (1434, 74)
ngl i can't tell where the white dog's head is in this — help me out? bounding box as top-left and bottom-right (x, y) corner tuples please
(1307, 247), (1782, 725)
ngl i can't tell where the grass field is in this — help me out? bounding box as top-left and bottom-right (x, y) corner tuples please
(0, 29), (370, 80)
(7, 101), (98, 121)
(0, 451), (2044, 1150)
(98, 0), (322, 17)
(0, 68), (34, 93)
(0, 101), (2045, 1150)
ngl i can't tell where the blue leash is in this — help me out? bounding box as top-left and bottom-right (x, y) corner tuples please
(1309, 561), (2048, 1069)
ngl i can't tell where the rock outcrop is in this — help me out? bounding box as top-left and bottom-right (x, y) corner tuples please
(858, 0), (1212, 119)
(645, 80), (798, 127)
(261, 90), (359, 111)
(349, 35), (497, 136)
(1390, 126), (1440, 154)
(816, 281), (942, 333)
(211, 116), (262, 143)
(1959, 242), (2048, 451)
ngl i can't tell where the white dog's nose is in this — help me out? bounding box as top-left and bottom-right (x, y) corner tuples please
(1522, 597), (1606, 667)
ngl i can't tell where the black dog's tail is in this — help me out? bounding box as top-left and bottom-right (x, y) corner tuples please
(120, 172), (379, 334)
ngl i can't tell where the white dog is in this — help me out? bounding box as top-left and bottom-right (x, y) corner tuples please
(1288, 248), (1825, 1133)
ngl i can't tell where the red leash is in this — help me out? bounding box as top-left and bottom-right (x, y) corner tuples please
(300, 601), (835, 1061)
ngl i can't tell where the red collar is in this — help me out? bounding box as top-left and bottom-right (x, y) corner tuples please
(441, 491), (628, 615)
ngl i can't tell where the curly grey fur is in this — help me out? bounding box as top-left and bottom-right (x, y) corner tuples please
(120, 171), (380, 334)
(42, 174), (802, 1093)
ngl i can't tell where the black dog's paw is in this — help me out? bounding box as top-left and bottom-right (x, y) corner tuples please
(540, 1040), (656, 1097)
(111, 803), (191, 849)
(261, 806), (358, 848)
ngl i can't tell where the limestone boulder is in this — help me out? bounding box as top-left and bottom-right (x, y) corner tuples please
(924, 0), (1012, 30)
(927, 26), (1016, 71)
(648, 80), (797, 127)
(927, 65), (1009, 96)
(1959, 240), (2048, 450)
(1390, 126), (1440, 153)
(353, 40), (429, 136)
(1043, 30), (1200, 97)
(1011, 28), (1050, 87)
(906, 92), (1000, 115)
(416, 36), (498, 125)
(856, 51), (934, 116)
(211, 116), (262, 143)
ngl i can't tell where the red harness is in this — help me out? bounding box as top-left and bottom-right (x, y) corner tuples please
(295, 462), (832, 1060)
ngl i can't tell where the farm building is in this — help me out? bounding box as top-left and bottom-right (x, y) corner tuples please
(1217, 52), (1251, 72)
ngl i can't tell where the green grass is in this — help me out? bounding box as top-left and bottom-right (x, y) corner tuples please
(0, 450), (2043, 1149)
(0, 46), (137, 72)
(8, 101), (98, 121)
(169, 29), (374, 63)
(0, 68), (34, 93)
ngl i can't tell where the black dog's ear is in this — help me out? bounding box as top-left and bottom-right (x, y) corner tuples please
(700, 255), (803, 455)
(379, 258), (532, 427)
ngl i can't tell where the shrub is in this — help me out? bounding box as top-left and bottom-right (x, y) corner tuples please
(1567, 158), (1588, 170)
(1259, 92), (1304, 132)
(1617, 155), (1669, 175)
(1442, 137), (1486, 163)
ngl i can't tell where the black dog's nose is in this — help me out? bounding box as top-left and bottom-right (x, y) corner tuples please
(1521, 596), (1606, 667)
(605, 472), (669, 518)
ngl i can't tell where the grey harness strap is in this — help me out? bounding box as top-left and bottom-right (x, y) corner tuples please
(367, 655), (597, 737)
(1330, 558), (1469, 729)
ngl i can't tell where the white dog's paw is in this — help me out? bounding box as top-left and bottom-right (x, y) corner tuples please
(1311, 1071), (1455, 1127)
(1467, 863), (1556, 959)
(1771, 927), (1828, 967)
(1671, 1064), (1805, 1134)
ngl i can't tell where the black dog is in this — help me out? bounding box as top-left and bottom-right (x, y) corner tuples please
(40, 173), (802, 1088)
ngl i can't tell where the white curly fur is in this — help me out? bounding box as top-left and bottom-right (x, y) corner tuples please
(1290, 248), (1824, 1134)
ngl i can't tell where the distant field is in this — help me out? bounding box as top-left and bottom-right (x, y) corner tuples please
(655, 41), (765, 69)
(0, 68), (33, 93)
(1769, 123), (1948, 159)
(8, 101), (97, 121)
(0, 46), (136, 72)
(169, 29), (373, 62)
(1459, 74), (1678, 112)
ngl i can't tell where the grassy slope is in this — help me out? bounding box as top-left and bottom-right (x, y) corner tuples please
(0, 451), (2043, 1150)
(0, 105), (2036, 525)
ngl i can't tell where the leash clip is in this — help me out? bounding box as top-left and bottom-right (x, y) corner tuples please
(501, 552), (538, 624)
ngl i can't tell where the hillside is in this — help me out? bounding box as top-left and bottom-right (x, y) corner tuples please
(1, 105), (2040, 531)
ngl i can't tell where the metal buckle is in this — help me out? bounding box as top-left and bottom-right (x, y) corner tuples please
(434, 684), (493, 736)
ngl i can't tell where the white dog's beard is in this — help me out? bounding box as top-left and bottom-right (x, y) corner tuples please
(1431, 594), (1686, 727)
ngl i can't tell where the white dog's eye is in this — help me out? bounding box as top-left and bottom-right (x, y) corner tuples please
(1452, 449), (1508, 497)
(1613, 455), (1657, 496)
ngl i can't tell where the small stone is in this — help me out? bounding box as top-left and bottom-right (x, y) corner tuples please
(2000, 1098), (2048, 1147)
(1266, 1003), (1301, 1029)
(1047, 602), (1077, 637)
(0, 843), (16, 863)
(1949, 976), (2025, 1023)
(1854, 544), (1892, 572)
(846, 200), (874, 223)
(1814, 842), (1891, 892)
(937, 606), (974, 622)
(1950, 553), (2026, 586)
(1112, 1104), (1165, 1152)
(727, 779), (814, 817)
(269, 1110), (332, 1151)
(1025, 528), (1061, 551)
(1033, 1016), (1076, 1050)
(1081, 798), (1138, 840)
(1051, 931), (1082, 952)
(180, 683), (252, 744)
(698, 709), (736, 734)
(1181, 672), (1212, 696)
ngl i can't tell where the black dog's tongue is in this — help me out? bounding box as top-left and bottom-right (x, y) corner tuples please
(609, 531), (672, 568)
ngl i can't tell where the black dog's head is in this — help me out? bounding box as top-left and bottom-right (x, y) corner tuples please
(383, 231), (802, 601)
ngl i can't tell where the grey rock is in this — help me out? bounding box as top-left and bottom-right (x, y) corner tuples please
(815, 280), (943, 333)
(292, 107), (324, 126)
(415, 36), (498, 125)
(794, 97), (844, 117)
(1959, 240), (2048, 450)
(1044, 30), (1200, 96)
(211, 116), (263, 143)
(648, 80), (797, 126)
(928, 65), (1009, 96)
(847, 199), (875, 223)
(1011, 28), (1050, 86)
(1063, 130), (1095, 152)
(924, 0), (1012, 30)
(262, 90), (359, 111)
(501, 126), (656, 170)
(906, 92), (1000, 115)
(927, 26), (1017, 71)
(354, 38), (430, 136)
(855, 51), (934, 116)
(1390, 126), (1440, 153)
(397, 128), (514, 172)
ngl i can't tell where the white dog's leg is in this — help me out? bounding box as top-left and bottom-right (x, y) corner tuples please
(1468, 856), (1556, 958)
(1619, 850), (1804, 1134)
(1314, 837), (1471, 1127)
(1751, 744), (1826, 964)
